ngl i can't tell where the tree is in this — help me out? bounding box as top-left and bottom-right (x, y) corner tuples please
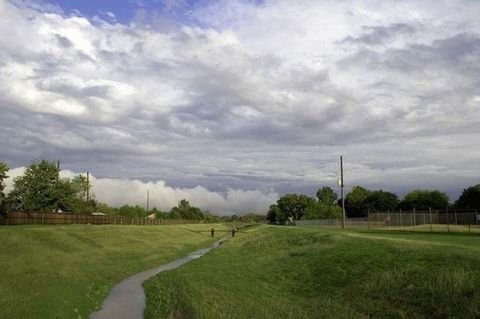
(118, 204), (147, 217)
(266, 204), (284, 224)
(276, 194), (315, 220)
(9, 160), (69, 211)
(304, 202), (342, 219)
(455, 185), (480, 209)
(302, 186), (342, 219)
(364, 190), (399, 212)
(69, 175), (96, 213)
(399, 190), (449, 210)
(7, 160), (98, 213)
(316, 186), (338, 205)
(170, 199), (204, 220)
(0, 162), (9, 215)
(344, 186), (371, 217)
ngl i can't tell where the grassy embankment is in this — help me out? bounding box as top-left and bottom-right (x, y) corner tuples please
(0, 223), (231, 319)
(145, 225), (480, 319)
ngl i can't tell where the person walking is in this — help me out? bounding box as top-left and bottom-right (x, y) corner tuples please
(210, 227), (215, 237)
(231, 227), (236, 237)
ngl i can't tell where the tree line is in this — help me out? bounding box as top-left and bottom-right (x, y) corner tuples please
(266, 184), (480, 223)
(1, 160), (478, 222)
(0, 160), (265, 221)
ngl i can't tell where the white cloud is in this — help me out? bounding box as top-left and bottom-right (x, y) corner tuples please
(3, 167), (278, 214)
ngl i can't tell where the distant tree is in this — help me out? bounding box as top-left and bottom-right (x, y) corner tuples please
(304, 202), (342, 219)
(316, 186), (338, 205)
(69, 175), (96, 213)
(118, 204), (148, 217)
(345, 186), (371, 217)
(203, 211), (220, 223)
(242, 213), (266, 223)
(276, 194), (315, 220)
(399, 190), (449, 210)
(8, 160), (76, 211)
(95, 202), (118, 215)
(0, 162), (9, 216)
(266, 204), (284, 224)
(6, 160), (98, 213)
(364, 190), (399, 212)
(170, 199), (204, 220)
(303, 186), (343, 220)
(153, 207), (169, 219)
(455, 185), (480, 209)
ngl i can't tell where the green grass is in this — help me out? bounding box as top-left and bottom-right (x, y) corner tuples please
(0, 223), (231, 319)
(144, 225), (480, 319)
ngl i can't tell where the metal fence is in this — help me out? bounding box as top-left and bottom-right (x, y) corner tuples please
(296, 209), (480, 234)
(0, 211), (201, 226)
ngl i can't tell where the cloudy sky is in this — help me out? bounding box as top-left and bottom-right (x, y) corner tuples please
(1, 0), (479, 213)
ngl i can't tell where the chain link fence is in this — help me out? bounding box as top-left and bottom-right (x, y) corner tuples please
(296, 209), (480, 233)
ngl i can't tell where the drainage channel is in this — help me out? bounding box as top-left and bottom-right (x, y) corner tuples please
(90, 238), (227, 319)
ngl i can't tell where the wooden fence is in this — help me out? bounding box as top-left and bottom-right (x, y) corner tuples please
(0, 211), (201, 226)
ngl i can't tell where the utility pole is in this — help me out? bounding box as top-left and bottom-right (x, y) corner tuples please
(56, 160), (60, 181)
(146, 190), (150, 214)
(340, 155), (346, 229)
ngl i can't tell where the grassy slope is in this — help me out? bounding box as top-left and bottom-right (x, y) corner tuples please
(144, 226), (480, 319)
(0, 223), (230, 319)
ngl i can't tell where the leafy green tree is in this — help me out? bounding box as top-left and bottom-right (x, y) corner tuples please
(304, 202), (342, 219)
(455, 185), (480, 209)
(203, 211), (220, 223)
(0, 162), (9, 215)
(69, 175), (96, 213)
(316, 186), (338, 205)
(364, 190), (399, 212)
(399, 190), (449, 210)
(276, 194), (315, 220)
(95, 202), (118, 215)
(8, 160), (73, 211)
(242, 213), (266, 223)
(7, 160), (96, 213)
(303, 186), (342, 219)
(170, 199), (204, 220)
(152, 207), (169, 219)
(266, 204), (284, 223)
(118, 204), (148, 217)
(345, 186), (371, 217)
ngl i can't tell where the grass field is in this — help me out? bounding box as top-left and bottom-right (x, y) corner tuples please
(144, 225), (480, 319)
(0, 223), (230, 319)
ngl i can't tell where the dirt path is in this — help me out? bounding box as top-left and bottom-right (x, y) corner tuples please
(89, 238), (227, 319)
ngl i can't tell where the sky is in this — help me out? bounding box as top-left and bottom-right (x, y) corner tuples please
(1, 0), (479, 213)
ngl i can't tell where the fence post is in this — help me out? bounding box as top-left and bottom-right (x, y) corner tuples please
(429, 207), (432, 232)
(387, 210), (390, 227)
(454, 210), (457, 225)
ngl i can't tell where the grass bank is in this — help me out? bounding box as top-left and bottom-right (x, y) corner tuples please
(0, 223), (229, 319)
(144, 225), (480, 319)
